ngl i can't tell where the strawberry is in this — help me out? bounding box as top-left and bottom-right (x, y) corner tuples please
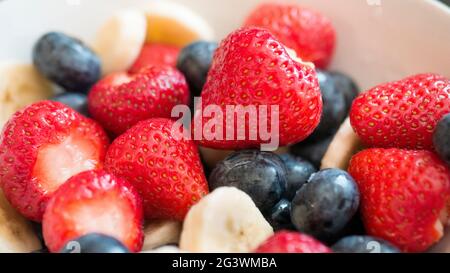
(350, 73), (450, 150)
(254, 231), (332, 253)
(348, 148), (450, 252)
(104, 118), (209, 221)
(88, 65), (189, 136)
(244, 3), (336, 69)
(129, 43), (180, 73)
(42, 170), (143, 252)
(0, 101), (108, 221)
(194, 27), (322, 150)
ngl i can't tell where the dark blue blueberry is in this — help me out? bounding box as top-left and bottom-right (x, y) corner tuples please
(311, 70), (347, 138)
(176, 41), (217, 97)
(51, 93), (88, 116)
(290, 135), (333, 168)
(433, 113), (450, 164)
(332, 235), (400, 253)
(328, 71), (359, 110)
(209, 150), (287, 214)
(279, 154), (316, 200)
(59, 233), (129, 253)
(33, 32), (101, 93)
(291, 168), (360, 241)
(269, 199), (294, 231)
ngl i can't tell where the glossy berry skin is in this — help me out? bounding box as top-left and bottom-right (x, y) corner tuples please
(176, 41), (217, 97)
(129, 43), (180, 73)
(433, 113), (450, 163)
(269, 199), (293, 231)
(194, 27), (322, 150)
(279, 154), (316, 200)
(33, 32), (101, 93)
(348, 148), (450, 252)
(209, 150), (287, 214)
(51, 93), (88, 116)
(332, 235), (400, 253)
(88, 65), (190, 135)
(244, 3), (336, 69)
(0, 101), (109, 221)
(43, 170), (144, 253)
(290, 135), (333, 168)
(329, 71), (359, 110)
(105, 118), (209, 221)
(254, 231), (332, 253)
(59, 233), (130, 253)
(312, 70), (347, 138)
(350, 73), (450, 150)
(291, 169), (360, 241)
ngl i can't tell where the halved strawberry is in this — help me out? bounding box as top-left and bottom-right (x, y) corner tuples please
(129, 43), (180, 73)
(42, 170), (144, 252)
(88, 65), (189, 135)
(0, 101), (109, 221)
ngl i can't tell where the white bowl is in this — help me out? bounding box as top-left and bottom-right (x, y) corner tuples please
(0, 0), (449, 253)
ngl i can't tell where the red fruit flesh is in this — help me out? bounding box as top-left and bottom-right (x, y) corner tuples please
(244, 3), (336, 69)
(43, 170), (144, 253)
(348, 148), (450, 252)
(0, 101), (109, 221)
(255, 231), (332, 253)
(88, 65), (190, 136)
(105, 118), (209, 221)
(350, 73), (450, 150)
(129, 43), (180, 73)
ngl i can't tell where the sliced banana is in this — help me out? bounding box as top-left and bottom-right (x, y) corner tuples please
(92, 9), (147, 75)
(320, 117), (362, 170)
(180, 187), (273, 253)
(142, 219), (182, 251)
(144, 1), (214, 47)
(0, 63), (53, 128)
(0, 189), (42, 253)
(140, 245), (185, 253)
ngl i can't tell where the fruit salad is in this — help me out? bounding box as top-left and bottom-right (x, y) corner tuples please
(0, 1), (449, 255)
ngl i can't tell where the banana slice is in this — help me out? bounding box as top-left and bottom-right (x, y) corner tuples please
(140, 245), (185, 253)
(144, 1), (214, 47)
(0, 63), (53, 128)
(142, 219), (182, 251)
(320, 117), (362, 170)
(180, 187), (273, 253)
(0, 189), (42, 253)
(92, 9), (147, 75)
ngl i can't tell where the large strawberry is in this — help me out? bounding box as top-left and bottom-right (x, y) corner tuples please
(254, 231), (331, 253)
(244, 3), (336, 69)
(348, 148), (450, 252)
(350, 73), (450, 150)
(88, 65), (189, 135)
(43, 170), (144, 252)
(194, 27), (322, 150)
(0, 101), (108, 221)
(104, 118), (209, 221)
(129, 43), (180, 73)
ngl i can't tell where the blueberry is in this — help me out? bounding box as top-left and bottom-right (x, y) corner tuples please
(59, 233), (129, 253)
(291, 168), (360, 241)
(311, 70), (347, 138)
(269, 199), (294, 231)
(329, 71), (359, 110)
(51, 93), (88, 116)
(33, 32), (101, 93)
(209, 150), (287, 214)
(433, 113), (450, 164)
(279, 154), (316, 200)
(176, 41), (217, 97)
(290, 135), (333, 168)
(332, 235), (400, 253)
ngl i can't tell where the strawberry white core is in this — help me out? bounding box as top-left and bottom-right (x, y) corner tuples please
(33, 134), (100, 193)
